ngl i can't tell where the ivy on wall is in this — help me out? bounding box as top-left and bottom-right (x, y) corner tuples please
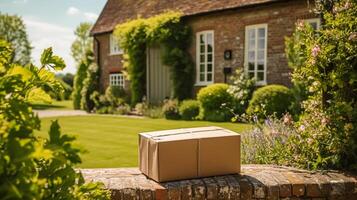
(114, 11), (194, 105)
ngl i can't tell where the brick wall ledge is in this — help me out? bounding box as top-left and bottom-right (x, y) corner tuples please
(81, 165), (357, 200)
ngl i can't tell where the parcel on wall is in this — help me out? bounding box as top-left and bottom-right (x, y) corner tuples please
(139, 126), (241, 182)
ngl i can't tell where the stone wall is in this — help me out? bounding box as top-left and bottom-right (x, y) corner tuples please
(81, 165), (357, 200)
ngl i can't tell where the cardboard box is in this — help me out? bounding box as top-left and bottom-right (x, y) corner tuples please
(139, 126), (240, 182)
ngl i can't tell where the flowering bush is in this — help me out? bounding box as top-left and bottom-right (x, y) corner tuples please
(242, 115), (295, 165)
(284, 0), (357, 170)
(227, 69), (256, 115)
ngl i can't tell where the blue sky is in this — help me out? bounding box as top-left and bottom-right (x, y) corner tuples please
(0, 0), (107, 74)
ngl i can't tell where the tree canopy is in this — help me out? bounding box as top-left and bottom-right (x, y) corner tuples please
(0, 13), (32, 65)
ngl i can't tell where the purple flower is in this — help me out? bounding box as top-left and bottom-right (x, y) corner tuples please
(312, 45), (320, 57)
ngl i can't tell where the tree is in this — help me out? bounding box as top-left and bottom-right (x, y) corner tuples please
(0, 40), (110, 199)
(71, 22), (93, 64)
(0, 13), (32, 65)
(71, 23), (95, 110)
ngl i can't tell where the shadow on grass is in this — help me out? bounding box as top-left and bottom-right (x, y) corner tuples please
(31, 103), (65, 110)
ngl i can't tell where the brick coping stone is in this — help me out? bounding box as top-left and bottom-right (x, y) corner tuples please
(81, 165), (357, 200)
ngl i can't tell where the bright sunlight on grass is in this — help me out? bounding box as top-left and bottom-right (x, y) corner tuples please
(36, 115), (251, 168)
(31, 100), (73, 110)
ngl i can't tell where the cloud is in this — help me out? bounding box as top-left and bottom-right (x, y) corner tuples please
(24, 17), (76, 74)
(67, 6), (80, 16)
(84, 12), (99, 21)
(66, 6), (99, 21)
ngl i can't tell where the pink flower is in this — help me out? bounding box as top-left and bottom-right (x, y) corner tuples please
(312, 45), (321, 57)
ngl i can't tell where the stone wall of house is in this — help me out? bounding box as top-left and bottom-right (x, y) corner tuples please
(186, 0), (316, 90)
(82, 165), (357, 200)
(93, 0), (316, 95)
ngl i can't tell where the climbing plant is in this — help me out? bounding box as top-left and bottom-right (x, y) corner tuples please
(114, 11), (194, 105)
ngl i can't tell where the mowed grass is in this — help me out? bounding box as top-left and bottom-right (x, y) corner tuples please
(36, 115), (251, 168)
(31, 100), (73, 110)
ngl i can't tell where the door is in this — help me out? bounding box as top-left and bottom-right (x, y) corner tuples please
(146, 44), (172, 104)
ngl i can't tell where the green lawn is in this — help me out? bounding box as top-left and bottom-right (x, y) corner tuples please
(31, 100), (73, 110)
(36, 115), (251, 168)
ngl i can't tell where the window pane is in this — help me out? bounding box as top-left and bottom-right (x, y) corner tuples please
(207, 73), (212, 82)
(258, 38), (265, 49)
(249, 39), (255, 50)
(258, 62), (264, 70)
(248, 72), (255, 79)
(309, 22), (318, 30)
(207, 44), (213, 53)
(258, 50), (265, 60)
(200, 64), (205, 72)
(200, 55), (205, 63)
(200, 34), (205, 44)
(207, 64), (212, 72)
(200, 74), (205, 81)
(257, 72), (264, 81)
(248, 29), (255, 40)
(258, 28), (265, 38)
(207, 54), (212, 62)
(200, 45), (205, 53)
(248, 62), (255, 70)
(207, 33), (212, 45)
(248, 51), (255, 61)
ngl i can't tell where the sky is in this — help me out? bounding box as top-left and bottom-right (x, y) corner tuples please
(0, 0), (107, 74)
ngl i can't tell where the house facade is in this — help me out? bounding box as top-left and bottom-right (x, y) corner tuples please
(91, 0), (319, 101)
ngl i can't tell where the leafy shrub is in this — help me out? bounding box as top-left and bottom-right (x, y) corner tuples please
(179, 100), (200, 120)
(72, 54), (91, 109)
(227, 69), (256, 114)
(162, 99), (180, 120)
(0, 40), (109, 199)
(90, 87), (130, 115)
(197, 83), (234, 122)
(246, 85), (294, 119)
(81, 62), (99, 112)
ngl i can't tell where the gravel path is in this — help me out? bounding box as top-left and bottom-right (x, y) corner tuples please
(35, 110), (88, 118)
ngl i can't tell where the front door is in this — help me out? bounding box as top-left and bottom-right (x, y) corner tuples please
(146, 44), (172, 104)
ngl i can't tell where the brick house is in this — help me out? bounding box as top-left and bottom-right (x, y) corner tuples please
(91, 0), (319, 103)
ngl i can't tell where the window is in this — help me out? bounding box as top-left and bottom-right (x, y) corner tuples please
(109, 73), (125, 87)
(196, 31), (214, 85)
(109, 34), (123, 55)
(304, 18), (321, 30)
(245, 24), (267, 85)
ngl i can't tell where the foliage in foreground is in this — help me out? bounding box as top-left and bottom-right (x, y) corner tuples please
(0, 40), (110, 199)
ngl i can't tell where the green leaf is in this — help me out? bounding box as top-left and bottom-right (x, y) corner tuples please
(40, 48), (66, 71)
(8, 65), (33, 81)
(26, 87), (52, 104)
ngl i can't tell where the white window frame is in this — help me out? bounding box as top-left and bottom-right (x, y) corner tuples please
(109, 34), (123, 55)
(244, 24), (268, 85)
(109, 73), (125, 88)
(304, 18), (321, 30)
(195, 30), (214, 86)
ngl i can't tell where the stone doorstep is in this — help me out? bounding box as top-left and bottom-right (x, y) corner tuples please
(80, 165), (357, 200)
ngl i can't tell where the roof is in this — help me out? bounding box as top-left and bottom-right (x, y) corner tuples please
(91, 0), (282, 35)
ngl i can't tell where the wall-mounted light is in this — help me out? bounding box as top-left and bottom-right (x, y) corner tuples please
(224, 50), (232, 60)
